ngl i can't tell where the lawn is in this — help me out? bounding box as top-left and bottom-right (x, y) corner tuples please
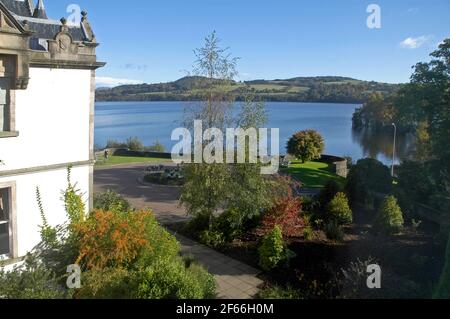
(282, 160), (345, 189)
(95, 155), (172, 167)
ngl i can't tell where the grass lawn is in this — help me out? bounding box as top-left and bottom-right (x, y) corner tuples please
(282, 160), (345, 189)
(95, 155), (172, 167)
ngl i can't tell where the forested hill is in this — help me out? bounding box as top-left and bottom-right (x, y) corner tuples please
(96, 76), (402, 104)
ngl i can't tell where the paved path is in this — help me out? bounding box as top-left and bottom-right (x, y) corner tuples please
(94, 163), (187, 224)
(175, 233), (263, 299)
(94, 163), (264, 299)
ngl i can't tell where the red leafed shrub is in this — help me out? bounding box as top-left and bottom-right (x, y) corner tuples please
(261, 195), (306, 238)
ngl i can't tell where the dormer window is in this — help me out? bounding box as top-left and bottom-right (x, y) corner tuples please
(0, 55), (17, 138)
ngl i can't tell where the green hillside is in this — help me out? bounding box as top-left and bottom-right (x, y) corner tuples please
(96, 76), (402, 104)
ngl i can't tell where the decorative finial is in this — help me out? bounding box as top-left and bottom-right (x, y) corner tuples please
(60, 17), (67, 25)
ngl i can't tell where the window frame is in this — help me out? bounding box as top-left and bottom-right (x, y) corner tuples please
(0, 182), (17, 260)
(0, 54), (18, 139)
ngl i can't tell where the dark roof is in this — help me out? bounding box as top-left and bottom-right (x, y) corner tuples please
(0, 0), (33, 17)
(24, 19), (86, 42)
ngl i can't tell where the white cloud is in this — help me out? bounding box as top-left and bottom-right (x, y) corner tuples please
(95, 76), (144, 88)
(406, 7), (419, 14)
(399, 36), (432, 49)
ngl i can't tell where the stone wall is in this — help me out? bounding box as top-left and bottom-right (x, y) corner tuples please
(320, 155), (348, 178)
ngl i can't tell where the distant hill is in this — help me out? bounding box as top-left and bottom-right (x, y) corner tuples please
(95, 76), (403, 104)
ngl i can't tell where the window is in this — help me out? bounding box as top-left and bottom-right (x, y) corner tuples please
(0, 78), (10, 132)
(0, 188), (11, 256)
(0, 55), (15, 136)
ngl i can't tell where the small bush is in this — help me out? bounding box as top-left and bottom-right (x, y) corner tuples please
(214, 209), (245, 242)
(77, 259), (216, 299)
(186, 263), (217, 299)
(324, 220), (344, 241)
(258, 225), (285, 271)
(199, 230), (226, 249)
(326, 192), (353, 225)
(374, 196), (404, 234)
(75, 267), (135, 299)
(135, 258), (215, 299)
(94, 190), (130, 213)
(303, 226), (314, 241)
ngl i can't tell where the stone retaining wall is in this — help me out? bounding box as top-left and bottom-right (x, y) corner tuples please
(320, 155), (349, 178)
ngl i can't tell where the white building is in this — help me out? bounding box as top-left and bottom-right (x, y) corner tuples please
(0, 0), (104, 265)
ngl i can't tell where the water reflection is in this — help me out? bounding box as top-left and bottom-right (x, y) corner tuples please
(352, 128), (415, 164)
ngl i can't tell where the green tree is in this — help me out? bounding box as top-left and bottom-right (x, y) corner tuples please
(126, 137), (144, 151)
(374, 196), (404, 234)
(145, 140), (166, 152)
(225, 96), (272, 232)
(258, 225), (285, 271)
(326, 192), (353, 225)
(181, 34), (271, 235)
(287, 130), (325, 163)
(394, 39), (450, 214)
(180, 32), (237, 227)
(397, 39), (450, 162)
(352, 93), (396, 130)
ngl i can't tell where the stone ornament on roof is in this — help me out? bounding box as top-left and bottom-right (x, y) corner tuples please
(0, 0), (105, 90)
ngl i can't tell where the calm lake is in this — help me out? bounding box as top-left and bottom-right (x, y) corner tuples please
(95, 101), (411, 165)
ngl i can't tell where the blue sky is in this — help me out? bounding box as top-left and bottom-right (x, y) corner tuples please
(42, 0), (450, 86)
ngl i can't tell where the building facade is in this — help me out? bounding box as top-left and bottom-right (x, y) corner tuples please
(0, 0), (104, 264)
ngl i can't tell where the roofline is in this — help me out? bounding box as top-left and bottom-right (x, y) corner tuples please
(0, 2), (32, 34)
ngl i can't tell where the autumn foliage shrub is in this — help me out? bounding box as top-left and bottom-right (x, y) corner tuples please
(73, 209), (157, 269)
(260, 176), (307, 238)
(261, 195), (306, 237)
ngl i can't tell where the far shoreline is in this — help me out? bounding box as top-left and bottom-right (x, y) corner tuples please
(95, 99), (363, 106)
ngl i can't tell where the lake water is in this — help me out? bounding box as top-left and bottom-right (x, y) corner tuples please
(95, 101), (411, 165)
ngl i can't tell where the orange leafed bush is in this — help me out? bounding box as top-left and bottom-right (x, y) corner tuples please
(73, 209), (154, 269)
